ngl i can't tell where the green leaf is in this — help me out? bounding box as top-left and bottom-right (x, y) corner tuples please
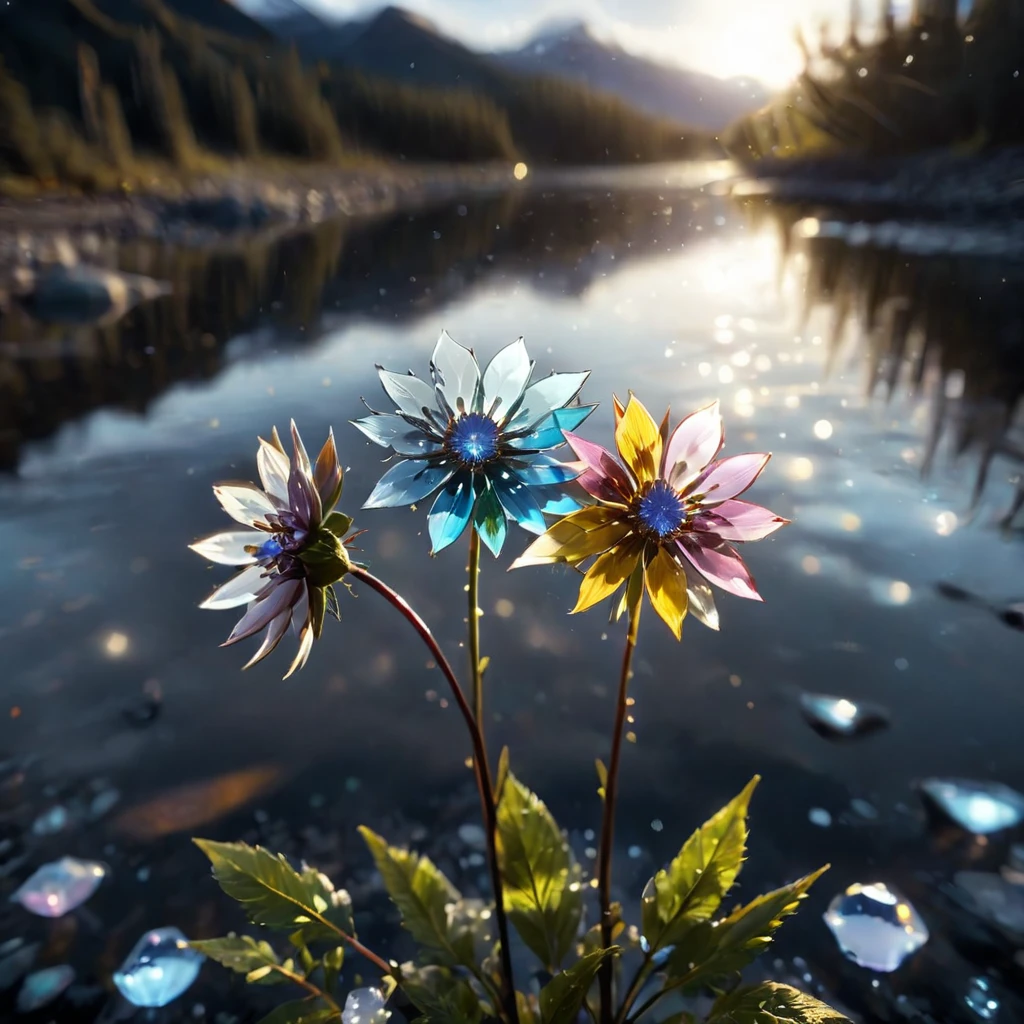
(538, 947), (618, 1024)
(190, 935), (282, 975)
(397, 964), (483, 1024)
(322, 946), (344, 996)
(706, 982), (851, 1023)
(595, 759), (607, 800)
(581, 901), (625, 957)
(496, 773), (584, 970)
(495, 746), (511, 799)
(641, 778), (758, 954)
(516, 991), (541, 1024)
(665, 868), (828, 993)
(194, 839), (354, 946)
(256, 1000), (339, 1024)
(358, 826), (470, 966)
(324, 512), (353, 538)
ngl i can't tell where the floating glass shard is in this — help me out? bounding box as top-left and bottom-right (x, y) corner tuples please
(799, 693), (889, 739)
(965, 977), (1000, 1020)
(823, 882), (928, 972)
(343, 986), (389, 1024)
(16, 965), (74, 1012)
(10, 858), (106, 917)
(809, 807), (832, 828)
(0, 942), (38, 991)
(113, 927), (204, 1008)
(920, 779), (1024, 834)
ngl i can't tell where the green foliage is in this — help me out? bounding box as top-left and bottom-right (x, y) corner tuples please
(190, 934), (288, 980)
(538, 948), (617, 1024)
(397, 964), (483, 1024)
(194, 839), (355, 946)
(706, 982), (850, 1024)
(496, 772), (584, 970)
(641, 778), (758, 955)
(257, 1001), (339, 1024)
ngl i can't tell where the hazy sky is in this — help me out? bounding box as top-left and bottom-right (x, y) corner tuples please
(272, 0), (919, 87)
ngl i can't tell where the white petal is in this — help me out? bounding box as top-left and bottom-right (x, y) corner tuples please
(213, 484), (277, 527)
(225, 578), (303, 645)
(257, 440), (290, 502)
(283, 621), (314, 679)
(200, 565), (269, 610)
(482, 337), (533, 420)
(190, 530), (260, 567)
(430, 330), (482, 414)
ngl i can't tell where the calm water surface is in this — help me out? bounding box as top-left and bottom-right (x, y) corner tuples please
(0, 164), (1022, 1021)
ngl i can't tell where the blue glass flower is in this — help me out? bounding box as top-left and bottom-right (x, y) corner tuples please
(353, 331), (595, 555)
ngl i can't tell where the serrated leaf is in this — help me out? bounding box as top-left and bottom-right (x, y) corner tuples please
(194, 839), (354, 946)
(706, 982), (851, 1024)
(538, 947), (618, 1024)
(665, 868), (828, 993)
(641, 778), (758, 954)
(257, 1000), (339, 1024)
(322, 946), (344, 996)
(398, 964), (483, 1024)
(358, 827), (470, 966)
(191, 935), (282, 975)
(496, 773), (584, 970)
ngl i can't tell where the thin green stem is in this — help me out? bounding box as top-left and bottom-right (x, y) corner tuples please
(273, 963), (341, 1012)
(468, 528), (487, 757)
(597, 599), (643, 1024)
(351, 566), (519, 1024)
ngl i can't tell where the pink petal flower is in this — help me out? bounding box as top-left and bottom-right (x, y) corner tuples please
(689, 453), (770, 505)
(562, 431), (634, 503)
(677, 535), (763, 601)
(692, 499), (789, 542)
(663, 400), (724, 489)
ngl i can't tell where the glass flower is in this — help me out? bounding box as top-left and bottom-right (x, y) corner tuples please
(190, 421), (355, 677)
(352, 331), (595, 555)
(511, 395), (788, 637)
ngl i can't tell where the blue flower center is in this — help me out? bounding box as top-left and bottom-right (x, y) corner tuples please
(636, 480), (687, 538)
(257, 537), (284, 560)
(447, 412), (499, 466)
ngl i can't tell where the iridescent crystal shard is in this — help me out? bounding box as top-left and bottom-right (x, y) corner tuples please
(10, 857), (106, 918)
(113, 927), (204, 1007)
(799, 693), (889, 739)
(343, 986), (390, 1024)
(920, 779), (1024, 834)
(823, 882), (928, 972)
(16, 965), (75, 1012)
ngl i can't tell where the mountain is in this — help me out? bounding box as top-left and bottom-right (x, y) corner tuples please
(496, 19), (769, 131)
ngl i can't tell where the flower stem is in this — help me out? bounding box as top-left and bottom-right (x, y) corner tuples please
(351, 566), (519, 1024)
(597, 598), (642, 1024)
(467, 528), (487, 750)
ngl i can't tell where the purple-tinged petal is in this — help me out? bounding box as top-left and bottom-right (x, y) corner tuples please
(257, 439), (290, 503)
(676, 536), (763, 601)
(190, 530), (260, 567)
(563, 431), (634, 503)
(288, 422), (322, 529)
(314, 429), (343, 513)
(242, 606), (291, 670)
(688, 453), (771, 506)
(692, 499), (789, 542)
(223, 577), (304, 646)
(664, 400), (724, 489)
(213, 484), (277, 528)
(199, 564), (268, 610)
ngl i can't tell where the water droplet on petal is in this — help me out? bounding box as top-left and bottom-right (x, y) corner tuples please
(823, 882), (928, 971)
(16, 965), (74, 1012)
(10, 857), (106, 918)
(965, 977), (1000, 1020)
(343, 986), (390, 1024)
(920, 779), (1024, 834)
(800, 693), (889, 739)
(113, 927), (204, 1007)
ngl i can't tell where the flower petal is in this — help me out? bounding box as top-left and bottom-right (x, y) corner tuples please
(351, 412), (417, 448)
(430, 330), (483, 415)
(510, 505), (631, 568)
(644, 546), (689, 639)
(314, 429), (344, 513)
(571, 538), (644, 614)
(537, 490), (585, 516)
(664, 400), (725, 490)
(491, 466), (548, 535)
(505, 405), (597, 451)
(676, 535), (762, 601)
(200, 564), (269, 609)
(284, 620), (314, 680)
(242, 605), (291, 670)
(428, 472), (475, 553)
(473, 477), (508, 557)
(391, 430), (444, 458)
(686, 578), (720, 631)
(213, 484), (277, 528)
(693, 499), (789, 542)
(482, 337), (533, 420)
(378, 368), (444, 428)
(257, 438), (290, 502)
(615, 394), (663, 486)
(563, 431), (634, 504)
(506, 454), (580, 487)
(288, 422), (322, 529)
(689, 453), (771, 506)
(190, 530), (260, 567)
(363, 459), (455, 509)
(224, 577), (303, 644)
(504, 371), (590, 432)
